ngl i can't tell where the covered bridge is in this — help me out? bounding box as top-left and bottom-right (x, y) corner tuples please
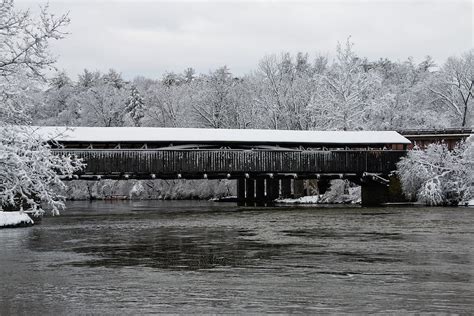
(34, 126), (411, 205)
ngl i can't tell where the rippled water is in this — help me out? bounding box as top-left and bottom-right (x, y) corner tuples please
(1, 201), (473, 314)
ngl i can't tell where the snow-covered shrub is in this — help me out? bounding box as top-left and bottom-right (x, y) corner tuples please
(319, 180), (360, 204)
(397, 140), (473, 206)
(0, 126), (83, 214)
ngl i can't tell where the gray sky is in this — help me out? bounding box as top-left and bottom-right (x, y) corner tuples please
(19, 0), (474, 80)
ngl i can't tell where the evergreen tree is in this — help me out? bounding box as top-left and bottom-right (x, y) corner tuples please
(126, 85), (145, 126)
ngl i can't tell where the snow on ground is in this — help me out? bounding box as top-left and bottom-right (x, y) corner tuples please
(468, 199), (474, 206)
(0, 211), (34, 228)
(275, 195), (321, 204)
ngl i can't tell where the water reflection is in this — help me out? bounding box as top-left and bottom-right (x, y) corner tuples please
(67, 228), (290, 270)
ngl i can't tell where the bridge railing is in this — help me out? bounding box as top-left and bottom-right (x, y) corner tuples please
(52, 149), (407, 177)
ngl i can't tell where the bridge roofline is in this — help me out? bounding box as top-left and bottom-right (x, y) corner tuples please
(399, 128), (473, 136)
(29, 126), (411, 145)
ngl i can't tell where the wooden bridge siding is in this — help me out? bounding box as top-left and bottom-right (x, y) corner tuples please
(53, 150), (406, 175)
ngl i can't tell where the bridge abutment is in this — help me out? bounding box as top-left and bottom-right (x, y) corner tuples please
(361, 175), (410, 206)
(361, 183), (389, 206)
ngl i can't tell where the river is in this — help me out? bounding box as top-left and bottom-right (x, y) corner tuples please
(1, 201), (473, 314)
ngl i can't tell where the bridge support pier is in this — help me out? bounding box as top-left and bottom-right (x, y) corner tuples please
(246, 179), (255, 202)
(280, 179), (292, 198)
(294, 180), (305, 198)
(237, 179), (246, 202)
(238, 178), (281, 205)
(361, 182), (389, 206)
(266, 179), (280, 201)
(361, 175), (410, 206)
(256, 178), (265, 201)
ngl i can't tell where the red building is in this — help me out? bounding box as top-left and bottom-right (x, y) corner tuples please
(398, 128), (472, 150)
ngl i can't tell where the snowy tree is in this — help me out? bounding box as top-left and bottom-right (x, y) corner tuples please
(255, 52), (317, 130)
(162, 72), (182, 87)
(428, 50), (474, 127)
(0, 126), (83, 214)
(224, 76), (262, 129)
(37, 71), (78, 125)
(191, 66), (235, 128)
(397, 140), (473, 205)
(75, 81), (128, 127)
(0, 0), (82, 214)
(142, 76), (192, 127)
(366, 57), (447, 130)
(77, 69), (101, 89)
(0, 0), (69, 124)
(103, 69), (125, 89)
(310, 39), (382, 130)
(182, 67), (196, 83)
(125, 85), (145, 126)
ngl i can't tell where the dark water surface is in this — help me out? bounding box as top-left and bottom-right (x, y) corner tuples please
(1, 201), (473, 314)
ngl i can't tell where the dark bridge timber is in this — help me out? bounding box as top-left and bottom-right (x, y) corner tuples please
(54, 149), (405, 178)
(36, 126), (412, 206)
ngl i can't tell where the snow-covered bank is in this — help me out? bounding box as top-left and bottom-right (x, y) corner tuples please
(0, 212), (34, 228)
(65, 179), (235, 200)
(276, 195), (321, 204)
(275, 180), (362, 205)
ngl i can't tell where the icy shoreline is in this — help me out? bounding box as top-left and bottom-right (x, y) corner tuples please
(0, 211), (34, 228)
(275, 196), (474, 206)
(276, 195), (322, 204)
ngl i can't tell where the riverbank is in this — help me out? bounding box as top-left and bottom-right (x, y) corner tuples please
(0, 211), (34, 228)
(64, 179), (235, 200)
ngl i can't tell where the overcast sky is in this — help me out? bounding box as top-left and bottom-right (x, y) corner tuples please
(18, 0), (474, 80)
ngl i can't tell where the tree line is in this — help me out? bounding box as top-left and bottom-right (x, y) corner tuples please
(35, 41), (473, 131)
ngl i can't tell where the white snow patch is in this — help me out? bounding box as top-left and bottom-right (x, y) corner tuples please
(209, 195), (237, 201)
(28, 126), (411, 145)
(0, 211), (34, 227)
(468, 199), (474, 206)
(276, 195), (321, 204)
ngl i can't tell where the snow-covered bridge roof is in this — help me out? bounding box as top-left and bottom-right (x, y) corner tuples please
(30, 126), (411, 145)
